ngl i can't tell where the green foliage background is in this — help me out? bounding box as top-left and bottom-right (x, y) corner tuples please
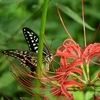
(0, 0), (100, 100)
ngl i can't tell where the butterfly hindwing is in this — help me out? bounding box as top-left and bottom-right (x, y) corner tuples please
(2, 50), (37, 71)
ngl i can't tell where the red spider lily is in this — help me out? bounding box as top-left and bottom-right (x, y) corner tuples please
(82, 43), (100, 63)
(51, 38), (100, 99)
(56, 38), (100, 64)
(61, 80), (82, 98)
(54, 39), (83, 81)
(50, 39), (83, 99)
(55, 39), (83, 65)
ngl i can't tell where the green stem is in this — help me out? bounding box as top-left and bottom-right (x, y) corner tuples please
(91, 75), (98, 82)
(70, 73), (86, 84)
(35, 0), (49, 100)
(81, 64), (87, 81)
(86, 63), (90, 81)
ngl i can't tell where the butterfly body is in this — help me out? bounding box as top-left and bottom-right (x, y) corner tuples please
(2, 27), (52, 72)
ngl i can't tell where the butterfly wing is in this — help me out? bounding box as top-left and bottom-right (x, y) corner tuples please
(22, 27), (51, 56)
(2, 50), (38, 72)
(22, 27), (39, 53)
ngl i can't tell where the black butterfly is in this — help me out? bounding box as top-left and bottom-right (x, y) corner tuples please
(2, 27), (52, 72)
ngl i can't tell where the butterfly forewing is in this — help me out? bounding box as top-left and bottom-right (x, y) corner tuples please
(23, 27), (39, 53)
(23, 27), (52, 57)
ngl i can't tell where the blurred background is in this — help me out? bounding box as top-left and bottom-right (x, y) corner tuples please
(0, 0), (100, 100)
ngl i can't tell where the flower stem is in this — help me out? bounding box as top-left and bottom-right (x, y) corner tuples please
(35, 0), (49, 99)
(70, 73), (86, 84)
(91, 75), (98, 82)
(86, 63), (90, 81)
(81, 64), (87, 81)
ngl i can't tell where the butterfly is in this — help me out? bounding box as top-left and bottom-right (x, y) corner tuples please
(2, 27), (52, 72)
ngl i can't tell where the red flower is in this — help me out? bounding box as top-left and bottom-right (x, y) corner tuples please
(82, 43), (100, 63)
(56, 39), (100, 65)
(61, 80), (82, 99)
(52, 38), (100, 99)
(49, 39), (83, 99)
(54, 39), (83, 79)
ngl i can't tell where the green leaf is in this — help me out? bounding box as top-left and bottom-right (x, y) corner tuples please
(85, 91), (94, 100)
(58, 4), (95, 31)
(72, 91), (84, 100)
(0, 0), (24, 4)
(0, 71), (15, 89)
(20, 97), (34, 100)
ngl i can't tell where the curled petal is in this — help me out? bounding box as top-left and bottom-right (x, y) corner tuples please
(61, 80), (82, 99)
(55, 39), (82, 60)
(63, 39), (83, 58)
(56, 67), (82, 76)
(61, 84), (73, 99)
(83, 43), (100, 62)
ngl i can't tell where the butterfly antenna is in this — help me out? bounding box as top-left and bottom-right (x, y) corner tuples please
(44, 36), (55, 54)
(11, 36), (20, 50)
